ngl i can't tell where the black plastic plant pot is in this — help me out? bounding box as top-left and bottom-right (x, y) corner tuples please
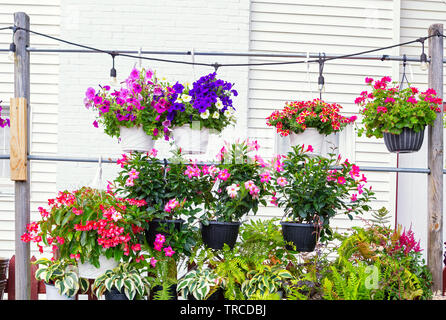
(200, 221), (241, 250)
(104, 287), (130, 300)
(187, 287), (225, 300)
(280, 222), (318, 252)
(383, 127), (425, 153)
(145, 219), (184, 247)
(151, 284), (178, 300)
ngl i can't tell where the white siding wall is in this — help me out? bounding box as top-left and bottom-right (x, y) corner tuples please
(247, 0), (400, 232)
(0, 1), (60, 258)
(56, 0), (251, 191)
(397, 0), (446, 257)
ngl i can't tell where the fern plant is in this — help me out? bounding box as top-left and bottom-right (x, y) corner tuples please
(211, 245), (248, 300)
(322, 258), (375, 300)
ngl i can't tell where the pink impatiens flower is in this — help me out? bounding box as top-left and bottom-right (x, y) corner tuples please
(150, 257), (157, 267)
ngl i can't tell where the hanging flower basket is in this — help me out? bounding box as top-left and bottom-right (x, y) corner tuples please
(289, 128), (325, 155)
(78, 255), (119, 279)
(45, 282), (76, 300)
(280, 222), (318, 252)
(200, 221), (241, 250)
(383, 127), (425, 153)
(355, 76), (442, 152)
(119, 125), (155, 153)
(171, 125), (209, 154)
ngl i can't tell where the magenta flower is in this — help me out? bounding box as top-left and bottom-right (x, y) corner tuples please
(337, 176), (346, 185)
(164, 246), (175, 257)
(277, 177), (288, 187)
(217, 169), (230, 181)
(85, 87), (95, 100)
(150, 257), (157, 267)
(92, 120), (98, 128)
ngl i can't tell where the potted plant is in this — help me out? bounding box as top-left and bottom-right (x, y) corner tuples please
(166, 73), (238, 154)
(21, 187), (148, 279)
(270, 144), (374, 251)
(33, 258), (89, 300)
(92, 261), (149, 300)
(355, 76), (442, 153)
(146, 233), (179, 300)
(112, 149), (203, 257)
(177, 267), (224, 300)
(195, 139), (272, 250)
(84, 68), (175, 152)
(266, 99), (356, 155)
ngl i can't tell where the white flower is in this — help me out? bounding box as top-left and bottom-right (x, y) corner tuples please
(215, 99), (224, 110)
(226, 184), (240, 198)
(181, 94), (192, 102)
(224, 109), (232, 117)
(212, 111), (220, 119)
(200, 109), (210, 119)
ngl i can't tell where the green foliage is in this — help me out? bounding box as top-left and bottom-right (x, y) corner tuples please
(322, 258), (376, 300)
(202, 140), (272, 222)
(329, 221), (433, 300)
(113, 150), (204, 257)
(271, 144), (375, 241)
(355, 77), (441, 138)
(85, 68), (172, 140)
(177, 268), (220, 300)
(34, 258), (88, 298)
(92, 261), (149, 300)
(27, 187), (148, 267)
(370, 206), (392, 226)
(241, 265), (293, 299)
(238, 218), (297, 266)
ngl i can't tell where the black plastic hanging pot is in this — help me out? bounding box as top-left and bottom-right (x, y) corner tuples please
(145, 219), (184, 247)
(280, 222), (318, 252)
(383, 127), (425, 153)
(200, 221), (241, 250)
(187, 287), (225, 300)
(104, 287), (130, 300)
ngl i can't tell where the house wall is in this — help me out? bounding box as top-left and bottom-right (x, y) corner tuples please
(0, 0), (444, 258)
(0, 0), (60, 258)
(397, 0), (446, 259)
(247, 0), (402, 234)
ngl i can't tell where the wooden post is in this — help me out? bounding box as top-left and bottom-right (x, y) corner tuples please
(428, 24), (443, 293)
(9, 97), (28, 181)
(12, 12), (30, 300)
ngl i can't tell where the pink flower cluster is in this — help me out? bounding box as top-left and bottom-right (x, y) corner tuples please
(151, 233), (175, 267)
(391, 228), (422, 255)
(164, 198), (180, 213)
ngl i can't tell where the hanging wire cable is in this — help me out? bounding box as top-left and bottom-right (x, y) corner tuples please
(318, 52), (325, 99)
(9, 25), (441, 69)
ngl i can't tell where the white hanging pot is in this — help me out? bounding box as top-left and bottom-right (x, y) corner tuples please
(171, 124), (209, 154)
(119, 125), (155, 153)
(45, 283), (76, 300)
(78, 255), (119, 279)
(289, 128), (325, 156)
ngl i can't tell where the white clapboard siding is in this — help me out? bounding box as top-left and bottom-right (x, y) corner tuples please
(248, 0), (400, 232)
(0, 1), (60, 258)
(395, 0), (446, 254)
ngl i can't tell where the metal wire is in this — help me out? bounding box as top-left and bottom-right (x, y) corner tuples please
(0, 154), (436, 174)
